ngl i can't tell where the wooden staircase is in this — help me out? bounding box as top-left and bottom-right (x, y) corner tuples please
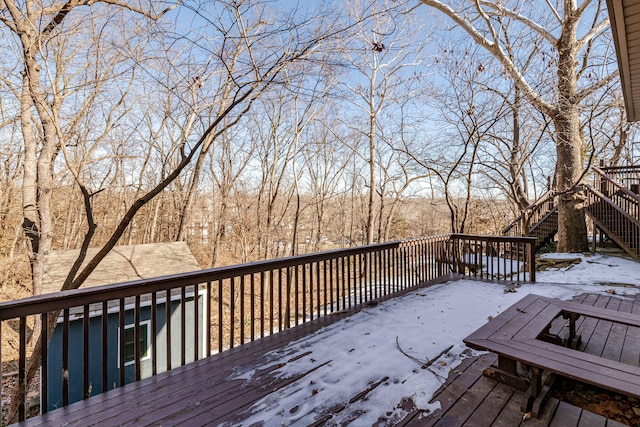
(503, 189), (558, 249)
(504, 164), (640, 258)
(586, 166), (640, 257)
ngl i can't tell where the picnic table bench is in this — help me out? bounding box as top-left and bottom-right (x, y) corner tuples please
(463, 293), (640, 417)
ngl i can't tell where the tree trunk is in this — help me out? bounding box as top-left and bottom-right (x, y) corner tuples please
(20, 72), (40, 288)
(211, 196), (229, 267)
(366, 113), (376, 245)
(554, 13), (589, 253)
(176, 153), (206, 241)
(553, 111), (589, 252)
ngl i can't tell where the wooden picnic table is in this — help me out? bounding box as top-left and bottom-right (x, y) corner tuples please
(464, 293), (640, 417)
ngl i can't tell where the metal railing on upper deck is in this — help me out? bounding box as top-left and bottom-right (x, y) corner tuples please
(0, 234), (536, 424)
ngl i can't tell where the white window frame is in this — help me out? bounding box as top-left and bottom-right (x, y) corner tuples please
(118, 320), (151, 367)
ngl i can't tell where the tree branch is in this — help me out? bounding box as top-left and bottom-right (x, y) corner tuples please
(576, 69), (619, 100)
(576, 18), (609, 50)
(480, 0), (557, 45)
(419, 0), (558, 117)
(545, 0), (562, 24)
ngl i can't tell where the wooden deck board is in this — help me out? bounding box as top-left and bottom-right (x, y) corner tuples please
(17, 311), (354, 427)
(410, 293), (640, 427)
(395, 353), (492, 427)
(15, 292), (640, 427)
(580, 295), (614, 356)
(621, 299), (640, 366)
(601, 299), (631, 363)
(431, 375), (497, 426)
(549, 401), (582, 427)
(489, 389), (532, 427)
(467, 382), (515, 427)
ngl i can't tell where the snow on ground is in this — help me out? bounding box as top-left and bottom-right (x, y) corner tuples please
(536, 252), (640, 286)
(226, 253), (640, 426)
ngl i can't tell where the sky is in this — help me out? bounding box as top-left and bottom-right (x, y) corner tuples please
(222, 253), (640, 426)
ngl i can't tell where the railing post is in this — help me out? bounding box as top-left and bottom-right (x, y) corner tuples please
(527, 240), (536, 282)
(453, 235), (463, 275)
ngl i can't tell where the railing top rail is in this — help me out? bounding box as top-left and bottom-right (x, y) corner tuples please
(502, 188), (556, 234)
(0, 235), (453, 320)
(586, 184), (640, 228)
(599, 164), (640, 173)
(450, 233), (537, 243)
(593, 167), (640, 203)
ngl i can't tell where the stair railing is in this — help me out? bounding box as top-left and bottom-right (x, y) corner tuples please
(503, 188), (557, 237)
(599, 164), (640, 194)
(593, 166), (640, 220)
(585, 184), (640, 257)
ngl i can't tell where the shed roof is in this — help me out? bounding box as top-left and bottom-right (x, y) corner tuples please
(43, 242), (201, 295)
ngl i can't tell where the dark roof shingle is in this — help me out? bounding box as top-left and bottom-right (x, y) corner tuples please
(43, 242), (201, 294)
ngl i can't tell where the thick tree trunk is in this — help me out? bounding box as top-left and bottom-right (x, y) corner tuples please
(553, 12), (589, 253)
(22, 38), (58, 298)
(20, 74), (40, 289)
(554, 112), (589, 252)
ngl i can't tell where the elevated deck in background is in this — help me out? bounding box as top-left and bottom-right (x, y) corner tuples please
(15, 291), (640, 426)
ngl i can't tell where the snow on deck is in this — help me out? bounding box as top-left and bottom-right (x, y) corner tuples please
(226, 253), (640, 426)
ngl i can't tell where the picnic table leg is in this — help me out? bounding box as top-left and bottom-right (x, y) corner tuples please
(483, 356), (529, 392)
(521, 366), (541, 414)
(521, 367), (554, 418)
(567, 313), (581, 349)
(560, 311), (582, 348)
(499, 355), (517, 374)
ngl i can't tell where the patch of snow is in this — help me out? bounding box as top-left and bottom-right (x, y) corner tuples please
(537, 253), (640, 286)
(225, 254), (640, 426)
(539, 252), (585, 260)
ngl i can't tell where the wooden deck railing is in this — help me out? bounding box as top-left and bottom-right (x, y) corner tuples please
(0, 234), (536, 423)
(599, 164), (640, 194)
(586, 184), (640, 257)
(593, 166), (640, 220)
(449, 234), (537, 282)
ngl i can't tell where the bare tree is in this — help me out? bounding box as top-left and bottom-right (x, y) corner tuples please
(405, 42), (512, 233)
(420, 0), (619, 251)
(208, 122), (255, 267)
(302, 116), (354, 251)
(339, 0), (428, 244)
(1, 0), (354, 420)
(432, 43), (553, 223)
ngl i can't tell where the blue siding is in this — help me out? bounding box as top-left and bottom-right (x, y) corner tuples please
(46, 295), (204, 411)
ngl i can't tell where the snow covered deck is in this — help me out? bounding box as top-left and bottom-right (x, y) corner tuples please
(14, 254), (640, 426)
